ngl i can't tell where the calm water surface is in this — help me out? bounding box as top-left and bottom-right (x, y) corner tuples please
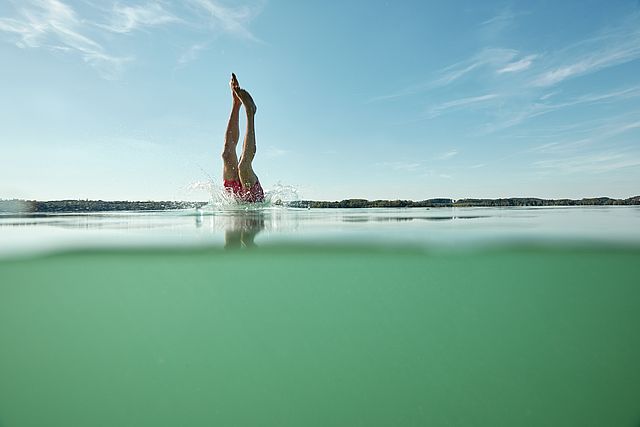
(2, 206), (640, 255)
(1, 207), (639, 426)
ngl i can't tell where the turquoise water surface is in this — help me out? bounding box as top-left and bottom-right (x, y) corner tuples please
(1, 206), (639, 426)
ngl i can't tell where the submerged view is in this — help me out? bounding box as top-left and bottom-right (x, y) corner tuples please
(1, 0), (640, 426)
(2, 206), (640, 426)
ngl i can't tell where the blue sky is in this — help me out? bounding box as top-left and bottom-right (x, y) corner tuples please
(1, 0), (639, 201)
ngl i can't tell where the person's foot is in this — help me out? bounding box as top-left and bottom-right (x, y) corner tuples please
(230, 73), (241, 106)
(230, 75), (257, 115)
(236, 88), (257, 115)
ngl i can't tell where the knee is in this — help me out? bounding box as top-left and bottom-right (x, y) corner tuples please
(238, 155), (254, 171)
(221, 149), (235, 163)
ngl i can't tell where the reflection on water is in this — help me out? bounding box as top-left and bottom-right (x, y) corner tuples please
(222, 211), (265, 249)
(1, 206), (640, 257)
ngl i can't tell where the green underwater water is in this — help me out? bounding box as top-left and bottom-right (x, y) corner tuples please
(1, 245), (639, 427)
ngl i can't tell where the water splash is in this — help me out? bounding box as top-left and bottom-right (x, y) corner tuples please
(187, 179), (301, 210)
(264, 182), (300, 206)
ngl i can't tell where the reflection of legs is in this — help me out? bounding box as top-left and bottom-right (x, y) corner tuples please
(224, 229), (242, 249)
(224, 229), (257, 249)
(233, 86), (259, 188)
(240, 215), (263, 247)
(222, 75), (242, 182)
(224, 213), (264, 249)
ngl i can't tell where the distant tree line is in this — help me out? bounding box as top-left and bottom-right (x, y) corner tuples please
(289, 196), (640, 209)
(288, 199), (454, 208)
(451, 196), (640, 207)
(0, 199), (207, 213)
(0, 196), (638, 213)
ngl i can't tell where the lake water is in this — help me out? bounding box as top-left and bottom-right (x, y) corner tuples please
(1, 206), (639, 426)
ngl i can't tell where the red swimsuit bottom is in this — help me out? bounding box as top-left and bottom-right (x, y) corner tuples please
(223, 179), (265, 203)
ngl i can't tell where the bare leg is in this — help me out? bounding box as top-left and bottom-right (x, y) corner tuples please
(234, 87), (260, 188)
(222, 74), (242, 182)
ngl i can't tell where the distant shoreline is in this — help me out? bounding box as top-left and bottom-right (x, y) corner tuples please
(0, 196), (638, 213)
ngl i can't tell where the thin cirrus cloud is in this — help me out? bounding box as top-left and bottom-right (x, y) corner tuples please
(420, 13), (640, 135)
(428, 94), (500, 118)
(531, 42), (640, 87)
(480, 8), (517, 27)
(528, 114), (640, 155)
(431, 48), (518, 87)
(483, 85), (640, 133)
(437, 150), (459, 160)
(188, 0), (264, 43)
(0, 0), (265, 78)
(477, 8), (530, 45)
(533, 151), (640, 174)
(99, 3), (181, 34)
(530, 15), (640, 87)
(479, 8), (530, 35)
(497, 54), (538, 74)
(375, 161), (423, 172)
(491, 113), (640, 179)
(373, 11), (640, 128)
(177, 42), (209, 67)
(0, 0), (131, 79)
(369, 48), (518, 102)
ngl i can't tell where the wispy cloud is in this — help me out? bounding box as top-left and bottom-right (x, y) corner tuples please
(484, 85), (640, 132)
(531, 16), (640, 87)
(188, 0), (264, 42)
(569, 85), (640, 105)
(475, 114), (640, 176)
(376, 161), (423, 172)
(367, 82), (432, 103)
(534, 151), (640, 174)
(434, 60), (485, 87)
(100, 3), (180, 34)
(0, 0), (266, 78)
(479, 7), (529, 40)
(437, 149), (459, 160)
(373, 10), (640, 144)
(0, 0), (130, 79)
(492, 113), (640, 179)
(497, 54), (538, 74)
(369, 48), (517, 102)
(370, 8), (640, 185)
(480, 9), (517, 27)
(539, 91), (559, 101)
(177, 42), (209, 67)
(532, 47), (640, 87)
(434, 48), (517, 87)
(428, 94), (499, 118)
